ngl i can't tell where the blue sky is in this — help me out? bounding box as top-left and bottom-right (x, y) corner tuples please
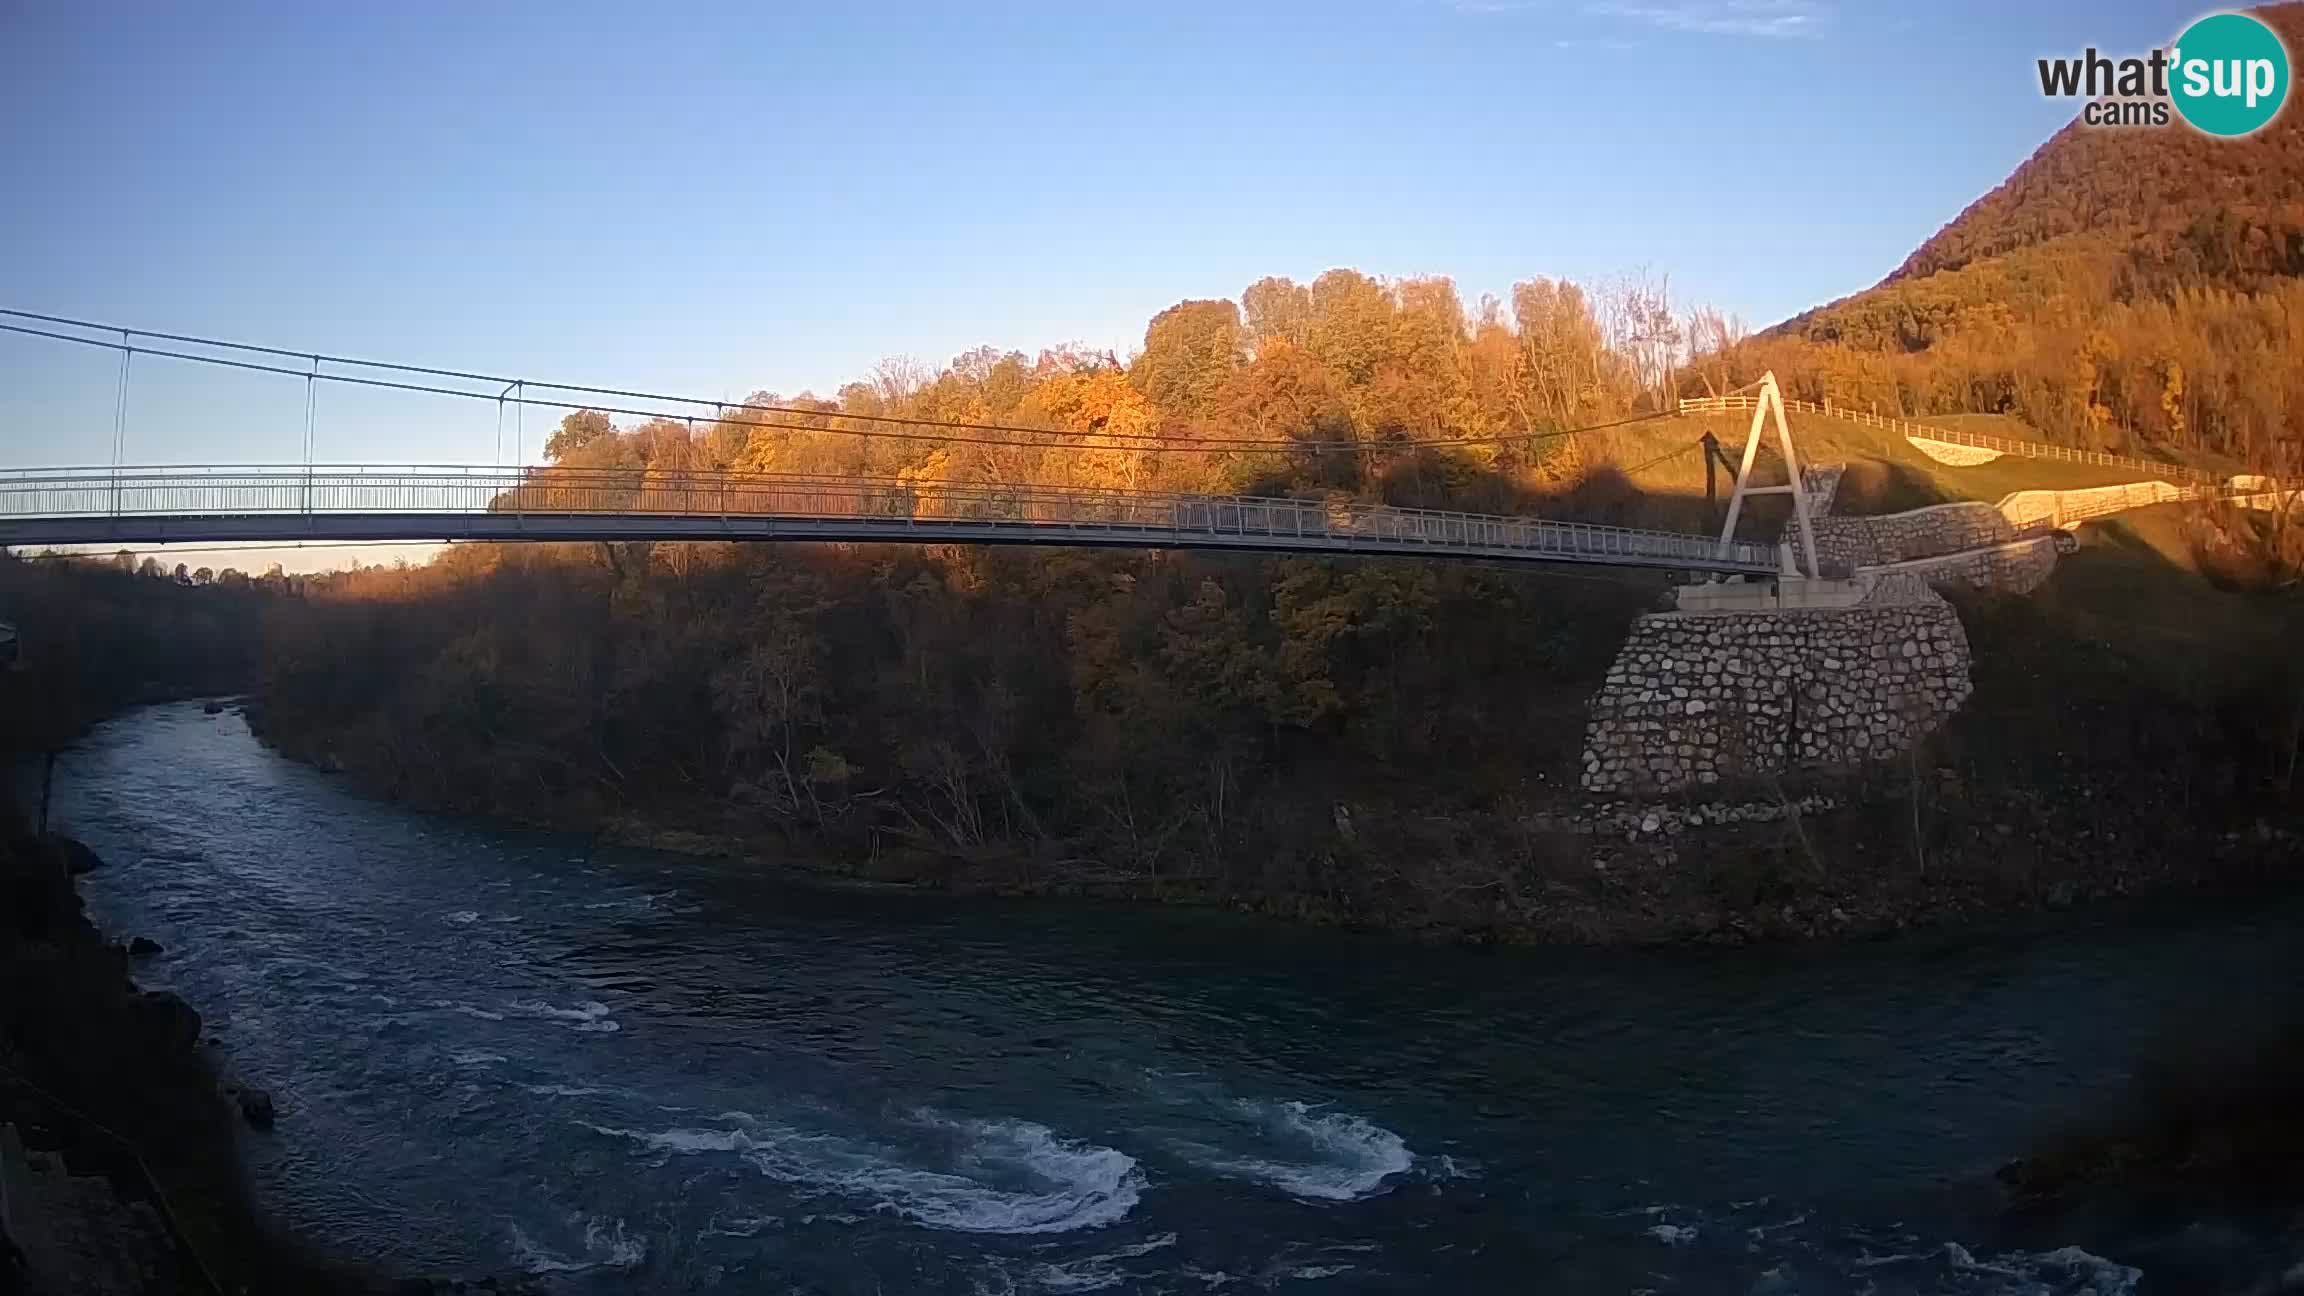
(0, 0), (2207, 504)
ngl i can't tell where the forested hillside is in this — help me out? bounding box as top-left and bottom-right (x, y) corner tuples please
(1748, 2), (2304, 464)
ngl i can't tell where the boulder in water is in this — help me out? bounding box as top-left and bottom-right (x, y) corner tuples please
(202, 700), (225, 715)
(129, 990), (201, 1056)
(127, 936), (162, 958)
(229, 1085), (276, 1130)
(55, 838), (103, 876)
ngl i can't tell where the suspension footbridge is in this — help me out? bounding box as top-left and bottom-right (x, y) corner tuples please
(0, 466), (1784, 573)
(0, 309), (1793, 575)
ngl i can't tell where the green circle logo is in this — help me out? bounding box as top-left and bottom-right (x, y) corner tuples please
(2171, 12), (2289, 136)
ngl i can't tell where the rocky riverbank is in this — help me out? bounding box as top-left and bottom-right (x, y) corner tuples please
(0, 814), (538, 1295)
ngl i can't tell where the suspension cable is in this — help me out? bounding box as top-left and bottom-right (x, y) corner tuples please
(1616, 440), (1703, 476)
(111, 334), (131, 468)
(109, 330), (132, 519)
(0, 311), (1672, 456)
(302, 355), (318, 467)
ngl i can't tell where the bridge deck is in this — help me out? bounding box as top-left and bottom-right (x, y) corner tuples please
(0, 467), (1781, 574)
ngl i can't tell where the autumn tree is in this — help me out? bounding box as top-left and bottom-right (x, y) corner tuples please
(1241, 276), (1313, 353)
(712, 595), (829, 821)
(1305, 269), (1396, 391)
(545, 409), (616, 462)
(1367, 276), (1476, 444)
(1510, 277), (1616, 429)
(1206, 342), (1359, 490)
(1133, 299), (1244, 418)
(1020, 365), (1158, 489)
(1685, 305), (1749, 397)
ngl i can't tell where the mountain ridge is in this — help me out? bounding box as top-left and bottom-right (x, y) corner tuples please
(1741, 5), (2304, 466)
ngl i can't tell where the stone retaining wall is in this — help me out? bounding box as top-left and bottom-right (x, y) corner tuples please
(1858, 571), (1938, 605)
(1880, 536), (2061, 596)
(1584, 452), (2057, 796)
(1813, 501), (2016, 567)
(1998, 481), (2200, 529)
(1580, 594), (1972, 794)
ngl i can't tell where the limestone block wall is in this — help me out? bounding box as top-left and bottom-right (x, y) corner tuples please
(2233, 488), (2300, 512)
(1996, 478), (2297, 525)
(1812, 501), (2015, 567)
(1857, 571), (1937, 605)
(1998, 481), (2204, 529)
(1881, 536), (2061, 596)
(1580, 596), (1972, 795)
(1779, 459), (2075, 594)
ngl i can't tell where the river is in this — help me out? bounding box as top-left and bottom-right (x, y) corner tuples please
(48, 701), (2304, 1293)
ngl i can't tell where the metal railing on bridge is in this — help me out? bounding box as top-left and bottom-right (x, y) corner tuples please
(0, 465), (1784, 574)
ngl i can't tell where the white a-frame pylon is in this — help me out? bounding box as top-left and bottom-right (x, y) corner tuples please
(1715, 371), (1822, 579)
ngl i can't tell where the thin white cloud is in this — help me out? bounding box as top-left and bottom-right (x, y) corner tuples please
(1588, 0), (1828, 38)
(1555, 36), (1641, 49)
